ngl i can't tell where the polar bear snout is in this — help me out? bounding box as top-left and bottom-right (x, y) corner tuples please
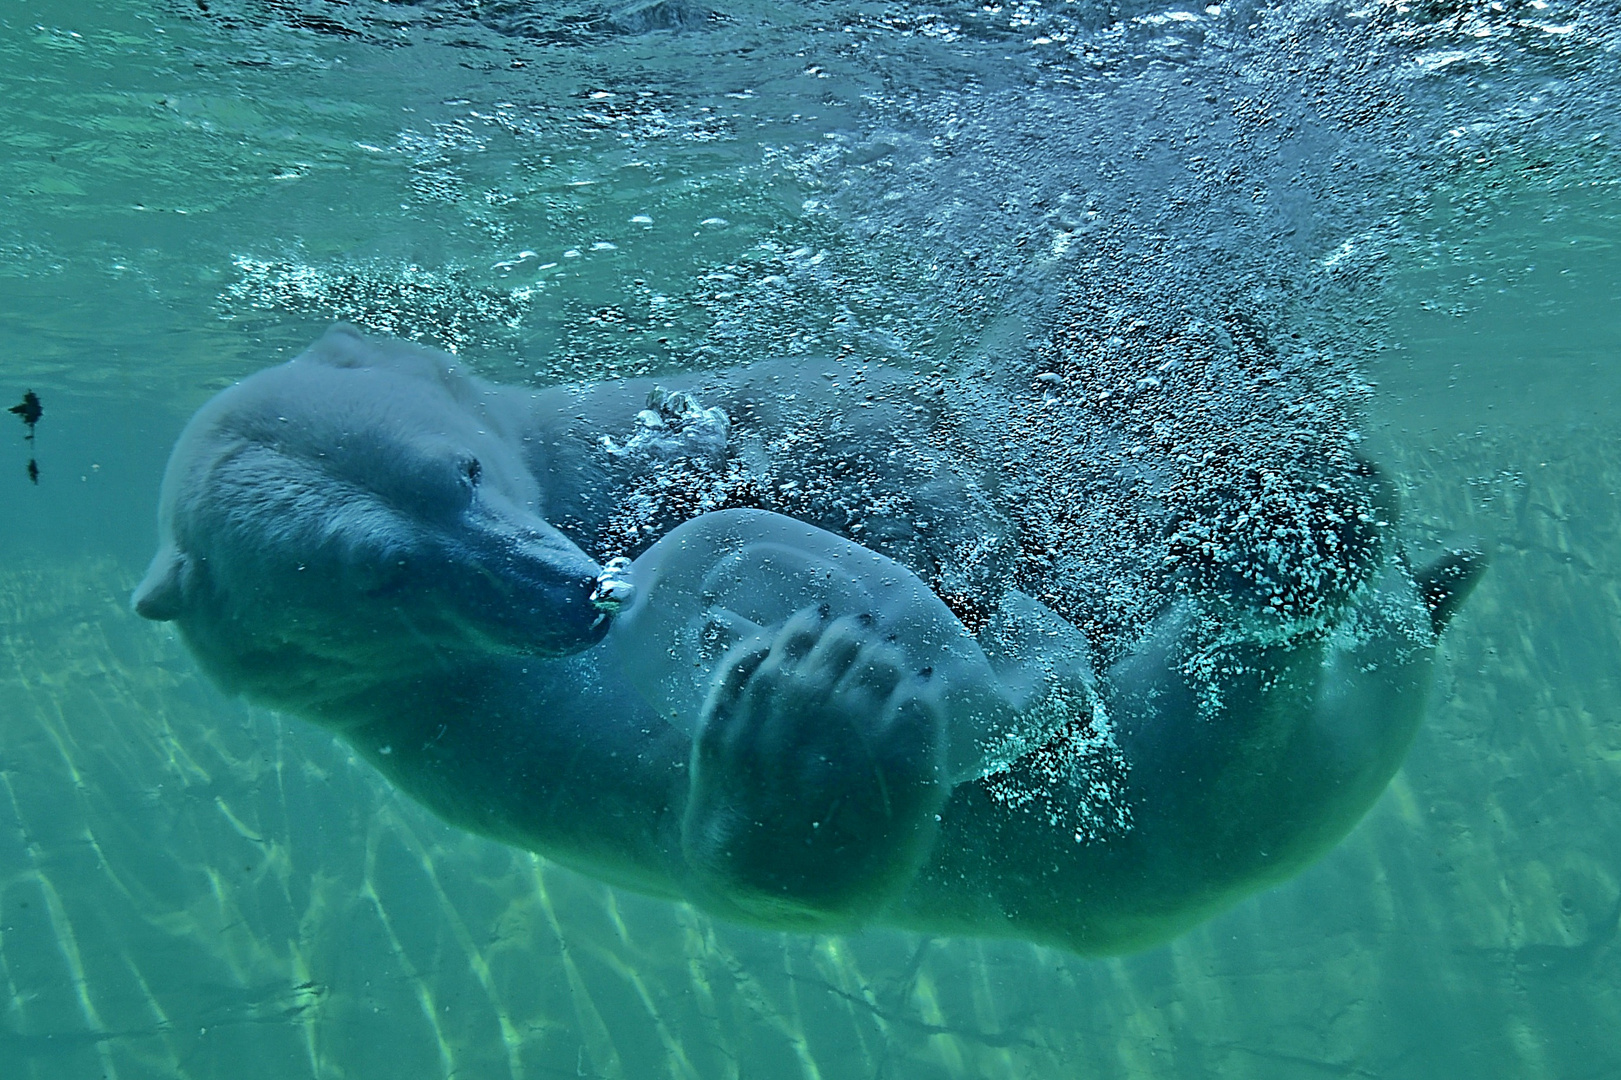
(435, 515), (609, 656)
(295, 496), (607, 658)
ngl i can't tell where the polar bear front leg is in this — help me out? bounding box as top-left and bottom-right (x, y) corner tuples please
(682, 609), (950, 925)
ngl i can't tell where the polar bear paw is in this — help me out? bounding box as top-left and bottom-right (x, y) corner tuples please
(681, 608), (949, 923)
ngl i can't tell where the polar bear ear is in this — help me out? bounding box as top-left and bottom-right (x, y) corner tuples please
(132, 547), (192, 622)
(298, 323), (372, 369)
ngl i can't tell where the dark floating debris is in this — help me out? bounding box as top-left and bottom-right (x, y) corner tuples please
(10, 390), (41, 428)
(10, 390), (41, 484)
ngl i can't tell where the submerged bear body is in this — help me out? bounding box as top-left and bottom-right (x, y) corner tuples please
(134, 326), (1480, 953)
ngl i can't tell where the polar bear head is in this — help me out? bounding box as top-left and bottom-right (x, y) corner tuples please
(133, 326), (606, 714)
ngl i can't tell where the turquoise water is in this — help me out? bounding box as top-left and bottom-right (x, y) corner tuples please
(2, 0), (1619, 1076)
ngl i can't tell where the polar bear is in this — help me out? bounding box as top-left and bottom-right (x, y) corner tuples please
(133, 325), (1481, 951)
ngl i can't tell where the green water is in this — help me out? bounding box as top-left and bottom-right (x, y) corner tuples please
(2, 0), (1619, 1076)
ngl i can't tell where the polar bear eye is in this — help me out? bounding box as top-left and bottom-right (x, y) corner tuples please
(461, 457), (482, 486)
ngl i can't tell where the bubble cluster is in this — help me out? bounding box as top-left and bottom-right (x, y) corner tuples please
(582, 374), (1016, 638)
(980, 687), (1133, 844)
(221, 257), (530, 354)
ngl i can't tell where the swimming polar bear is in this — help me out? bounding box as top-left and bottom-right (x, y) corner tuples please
(133, 325), (1481, 953)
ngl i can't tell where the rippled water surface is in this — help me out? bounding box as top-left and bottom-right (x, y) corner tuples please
(2, 0), (1619, 1076)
